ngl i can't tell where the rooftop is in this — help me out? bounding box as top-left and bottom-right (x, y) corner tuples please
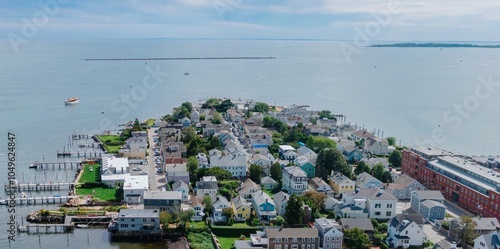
(411, 190), (445, 200)
(410, 147), (453, 159)
(144, 191), (182, 200)
(265, 227), (318, 238)
(283, 166), (307, 178)
(123, 175), (149, 190)
(118, 209), (159, 218)
(340, 218), (374, 231)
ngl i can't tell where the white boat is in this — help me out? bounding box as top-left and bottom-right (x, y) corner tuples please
(76, 224), (89, 228)
(0, 199), (7, 205)
(64, 97), (79, 105)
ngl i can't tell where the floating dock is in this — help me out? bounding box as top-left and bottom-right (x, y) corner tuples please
(18, 215), (113, 234)
(0, 195), (77, 205)
(5, 182), (74, 192)
(30, 161), (82, 170)
(57, 151), (102, 158)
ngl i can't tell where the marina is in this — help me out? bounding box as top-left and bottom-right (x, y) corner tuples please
(0, 195), (77, 206)
(4, 182), (74, 192)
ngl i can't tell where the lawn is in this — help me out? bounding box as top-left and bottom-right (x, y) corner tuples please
(79, 164), (101, 183)
(188, 221), (208, 229)
(212, 222), (255, 229)
(97, 135), (124, 153)
(217, 236), (243, 249)
(263, 188), (275, 198)
(77, 187), (120, 201)
(144, 118), (156, 128)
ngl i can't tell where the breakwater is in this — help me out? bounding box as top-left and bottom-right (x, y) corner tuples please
(83, 56), (276, 61)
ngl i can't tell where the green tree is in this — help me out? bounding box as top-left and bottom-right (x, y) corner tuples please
(204, 98), (220, 109)
(206, 167), (232, 181)
(389, 150), (402, 168)
(159, 211), (172, 224)
(306, 135), (336, 153)
(371, 163), (385, 182)
(183, 126), (197, 144)
(179, 209), (194, 230)
(215, 99), (234, 112)
(209, 136), (222, 150)
(181, 102), (193, 113)
(319, 110), (335, 119)
(387, 137), (396, 146)
(316, 148), (351, 181)
(344, 227), (371, 249)
(262, 116), (274, 128)
(212, 111), (222, 124)
(354, 161), (371, 175)
(302, 191), (326, 213)
(253, 102), (270, 113)
(132, 118), (143, 131)
(222, 207), (234, 221)
(270, 162), (282, 182)
(382, 171), (393, 183)
(284, 194), (303, 226)
(274, 216), (285, 226)
(249, 164), (262, 183)
(187, 156), (199, 177)
(202, 196), (213, 216)
(455, 215), (478, 246)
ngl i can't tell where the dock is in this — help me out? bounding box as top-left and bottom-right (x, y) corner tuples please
(5, 182), (74, 192)
(72, 134), (91, 140)
(30, 161), (82, 170)
(18, 215), (113, 234)
(18, 224), (73, 234)
(0, 195), (77, 205)
(57, 151), (102, 158)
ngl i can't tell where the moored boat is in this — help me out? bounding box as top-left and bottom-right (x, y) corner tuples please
(64, 97), (79, 105)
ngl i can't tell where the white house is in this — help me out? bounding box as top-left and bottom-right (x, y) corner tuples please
(196, 176), (218, 200)
(210, 152), (248, 178)
(119, 131), (148, 159)
(123, 175), (149, 204)
(473, 227), (500, 249)
(116, 209), (160, 232)
(190, 196), (205, 221)
(282, 166), (307, 196)
(342, 188), (397, 219)
(279, 145), (297, 161)
(356, 172), (383, 189)
(196, 153), (210, 169)
(296, 146), (318, 164)
(237, 178), (261, 202)
(386, 213), (426, 248)
(363, 137), (390, 155)
(273, 191), (290, 217)
(212, 195), (230, 223)
(309, 177), (333, 192)
(172, 180), (189, 202)
(101, 156), (130, 187)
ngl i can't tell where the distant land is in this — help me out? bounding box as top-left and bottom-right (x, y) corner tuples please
(370, 43), (500, 48)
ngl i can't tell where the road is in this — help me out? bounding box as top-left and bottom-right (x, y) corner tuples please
(146, 127), (165, 191)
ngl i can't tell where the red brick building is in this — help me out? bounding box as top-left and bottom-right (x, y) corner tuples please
(402, 147), (500, 220)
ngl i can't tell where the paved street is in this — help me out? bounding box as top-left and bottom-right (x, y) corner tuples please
(147, 127), (165, 191)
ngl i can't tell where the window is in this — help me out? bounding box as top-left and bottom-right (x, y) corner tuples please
(143, 218), (147, 222)
(131, 218), (135, 222)
(131, 224), (135, 227)
(387, 203), (393, 208)
(375, 212), (381, 215)
(151, 218), (155, 222)
(275, 245), (282, 249)
(386, 211), (392, 216)
(375, 204), (381, 208)
(120, 218), (124, 222)
(285, 238), (288, 242)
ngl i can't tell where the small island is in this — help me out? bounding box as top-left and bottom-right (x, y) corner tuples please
(370, 43), (500, 48)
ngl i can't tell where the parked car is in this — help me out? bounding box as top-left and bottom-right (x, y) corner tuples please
(139, 171), (148, 175)
(156, 168), (162, 174)
(133, 167), (141, 171)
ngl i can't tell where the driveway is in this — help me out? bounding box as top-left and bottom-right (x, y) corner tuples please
(423, 223), (446, 244)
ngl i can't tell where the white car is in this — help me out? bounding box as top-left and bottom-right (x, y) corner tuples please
(139, 171), (148, 175)
(133, 167), (141, 171)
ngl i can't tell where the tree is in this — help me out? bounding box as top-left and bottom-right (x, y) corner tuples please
(132, 118), (143, 131)
(206, 167), (232, 181)
(182, 126), (197, 144)
(306, 136), (336, 153)
(253, 102), (270, 113)
(222, 207), (234, 220)
(204, 98), (220, 109)
(382, 171), (393, 183)
(274, 216), (285, 226)
(387, 137), (396, 146)
(302, 191), (326, 213)
(249, 164), (262, 183)
(284, 194), (303, 226)
(212, 111), (222, 124)
(316, 148), (351, 181)
(388, 150), (402, 168)
(187, 156), (199, 177)
(344, 227), (371, 249)
(181, 102), (193, 113)
(270, 162), (282, 182)
(371, 163), (385, 182)
(216, 99), (234, 113)
(202, 196), (214, 216)
(354, 161), (370, 175)
(209, 136), (222, 150)
(455, 215), (477, 246)
(159, 211), (172, 224)
(319, 110), (336, 120)
(179, 210), (194, 230)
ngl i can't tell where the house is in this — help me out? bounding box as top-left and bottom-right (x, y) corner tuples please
(261, 176), (277, 190)
(364, 137), (390, 155)
(115, 209), (160, 232)
(231, 196), (251, 222)
(328, 172), (355, 197)
(101, 156), (130, 187)
(196, 153), (210, 169)
(341, 188), (397, 220)
(196, 176), (218, 201)
(273, 191), (290, 217)
(238, 178), (261, 202)
(123, 175), (149, 204)
(324, 196), (341, 211)
(165, 163), (189, 184)
(314, 218), (343, 249)
(473, 227), (500, 249)
(144, 191), (182, 213)
(343, 147), (364, 162)
(449, 217), (500, 242)
(266, 228), (319, 249)
(356, 172), (383, 189)
(361, 157), (390, 170)
(190, 110), (200, 123)
(317, 118), (337, 130)
(251, 190), (276, 221)
(179, 117), (191, 127)
(212, 195), (230, 224)
(410, 190), (446, 221)
(336, 140), (356, 153)
(161, 140), (187, 158)
(172, 180), (189, 202)
(282, 166), (307, 196)
(119, 131), (148, 159)
(351, 130), (375, 141)
(279, 145), (297, 162)
(309, 177), (333, 192)
(189, 196), (205, 221)
(295, 156), (315, 178)
(386, 213), (426, 248)
(210, 152), (248, 178)
(249, 153), (275, 176)
(386, 174), (425, 200)
(296, 146), (318, 164)
(340, 218), (375, 238)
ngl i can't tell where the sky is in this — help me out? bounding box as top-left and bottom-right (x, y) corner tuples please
(0, 0), (499, 41)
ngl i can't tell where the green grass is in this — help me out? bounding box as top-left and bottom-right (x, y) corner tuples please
(217, 236), (243, 249)
(212, 222), (256, 229)
(77, 187), (120, 201)
(79, 164), (101, 183)
(188, 221), (208, 229)
(144, 118), (156, 128)
(263, 188), (275, 198)
(97, 135), (124, 153)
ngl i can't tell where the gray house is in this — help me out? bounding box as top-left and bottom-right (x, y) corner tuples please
(410, 190), (446, 221)
(144, 191), (182, 213)
(386, 174), (425, 200)
(419, 200), (446, 221)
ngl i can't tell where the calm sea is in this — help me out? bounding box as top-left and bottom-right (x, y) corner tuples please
(1, 39), (500, 248)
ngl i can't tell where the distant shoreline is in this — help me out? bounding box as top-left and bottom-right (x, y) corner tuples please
(370, 43), (500, 48)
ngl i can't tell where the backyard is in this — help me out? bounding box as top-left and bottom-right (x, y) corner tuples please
(97, 135), (124, 153)
(78, 164), (100, 183)
(76, 163), (120, 201)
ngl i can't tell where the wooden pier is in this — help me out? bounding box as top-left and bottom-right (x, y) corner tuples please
(0, 195), (77, 205)
(78, 143), (100, 148)
(30, 161), (82, 170)
(18, 215), (113, 234)
(5, 182), (74, 192)
(18, 223), (74, 234)
(57, 151), (102, 158)
(72, 134), (91, 140)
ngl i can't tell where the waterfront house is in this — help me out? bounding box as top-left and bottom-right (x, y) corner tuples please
(212, 195), (230, 224)
(314, 218), (343, 249)
(123, 175), (149, 204)
(295, 156), (315, 178)
(410, 190), (446, 221)
(282, 166), (307, 196)
(340, 218), (375, 238)
(196, 176), (218, 200)
(231, 196), (251, 222)
(473, 227), (500, 249)
(328, 172), (355, 197)
(317, 118), (337, 130)
(343, 146), (364, 162)
(351, 130), (376, 141)
(273, 191), (290, 217)
(386, 174), (425, 200)
(144, 191), (182, 213)
(190, 110), (200, 123)
(341, 188), (397, 220)
(210, 152), (248, 178)
(363, 137), (390, 155)
(189, 196), (205, 221)
(238, 178), (261, 202)
(116, 209), (160, 232)
(251, 190), (276, 221)
(260, 176), (277, 190)
(101, 156), (130, 187)
(119, 131), (148, 159)
(356, 172), (383, 189)
(309, 177), (332, 192)
(386, 213), (426, 248)
(172, 180), (189, 202)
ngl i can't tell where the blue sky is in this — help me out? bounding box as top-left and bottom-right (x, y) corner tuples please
(1, 0), (499, 41)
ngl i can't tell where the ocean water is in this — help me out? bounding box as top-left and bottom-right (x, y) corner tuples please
(1, 39), (500, 248)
